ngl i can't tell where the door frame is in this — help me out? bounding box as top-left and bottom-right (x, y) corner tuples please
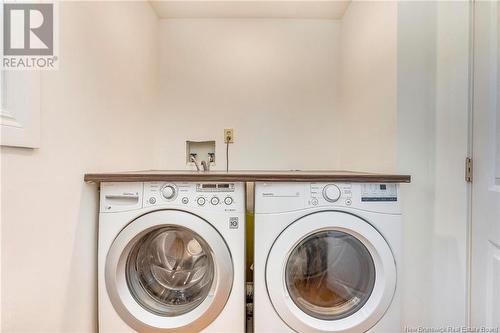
(468, 0), (500, 327)
(465, 0), (475, 326)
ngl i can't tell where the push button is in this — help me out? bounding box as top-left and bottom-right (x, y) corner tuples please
(182, 197), (189, 204)
(211, 197), (220, 205)
(197, 197), (206, 206)
(224, 197), (233, 205)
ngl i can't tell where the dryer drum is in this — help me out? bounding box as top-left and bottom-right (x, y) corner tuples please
(285, 230), (376, 320)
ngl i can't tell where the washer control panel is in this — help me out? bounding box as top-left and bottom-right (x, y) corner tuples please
(143, 182), (243, 212)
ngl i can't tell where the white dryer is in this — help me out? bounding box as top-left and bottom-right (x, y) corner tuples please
(254, 182), (401, 333)
(98, 181), (246, 333)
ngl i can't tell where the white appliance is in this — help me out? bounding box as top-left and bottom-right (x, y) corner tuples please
(254, 182), (401, 333)
(98, 181), (246, 333)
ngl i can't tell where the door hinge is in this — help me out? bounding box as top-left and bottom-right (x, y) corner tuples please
(465, 157), (473, 183)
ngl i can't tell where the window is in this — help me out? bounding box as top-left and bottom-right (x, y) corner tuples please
(0, 0), (41, 148)
(0, 71), (41, 149)
(0, 70), (3, 111)
(0, 0), (3, 115)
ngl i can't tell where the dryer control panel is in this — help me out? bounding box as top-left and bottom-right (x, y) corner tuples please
(255, 182), (400, 214)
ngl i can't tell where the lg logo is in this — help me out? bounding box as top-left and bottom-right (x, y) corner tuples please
(3, 3), (54, 56)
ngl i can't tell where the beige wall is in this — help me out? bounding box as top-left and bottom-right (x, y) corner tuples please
(337, 1), (397, 173)
(1, 2), (159, 331)
(156, 18), (342, 170)
(0, 1), (471, 331)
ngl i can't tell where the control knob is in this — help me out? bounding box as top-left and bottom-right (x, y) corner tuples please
(161, 184), (177, 200)
(322, 184), (341, 202)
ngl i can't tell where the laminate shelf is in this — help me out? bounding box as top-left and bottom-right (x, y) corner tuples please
(84, 170), (411, 184)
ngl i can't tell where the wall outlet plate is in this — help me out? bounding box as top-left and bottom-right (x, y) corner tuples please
(224, 129), (234, 143)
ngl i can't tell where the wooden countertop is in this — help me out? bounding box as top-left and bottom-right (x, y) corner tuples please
(84, 170), (411, 183)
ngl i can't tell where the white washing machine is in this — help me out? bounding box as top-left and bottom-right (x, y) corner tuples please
(98, 181), (246, 333)
(254, 182), (401, 333)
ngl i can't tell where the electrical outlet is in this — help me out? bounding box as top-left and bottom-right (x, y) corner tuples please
(224, 129), (234, 143)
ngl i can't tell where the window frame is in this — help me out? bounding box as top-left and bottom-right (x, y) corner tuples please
(0, 0), (41, 149)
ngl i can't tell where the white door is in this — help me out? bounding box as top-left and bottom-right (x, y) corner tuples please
(266, 211), (396, 333)
(105, 210), (233, 332)
(470, 0), (500, 328)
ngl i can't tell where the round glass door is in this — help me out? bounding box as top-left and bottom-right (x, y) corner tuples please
(285, 230), (376, 320)
(105, 210), (233, 332)
(266, 211), (396, 333)
(126, 226), (215, 317)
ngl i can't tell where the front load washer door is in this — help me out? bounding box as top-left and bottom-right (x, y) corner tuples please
(266, 211), (396, 333)
(106, 210), (233, 332)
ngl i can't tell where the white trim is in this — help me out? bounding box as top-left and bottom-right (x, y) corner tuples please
(105, 210), (233, 333)
(1, 0), (4, 112)
(266, 211), (396, 333)
(496, 0), (500, 183)
(0, 70), (41, 148)
(466, 0), (475, 326)
(0, 0), (41, 148)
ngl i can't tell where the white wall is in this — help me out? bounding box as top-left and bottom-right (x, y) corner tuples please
(156, 19), (341, 170)
(397, 1), (469, 328)
(431, 2), (470, 325)
(333, 3), (465, 328)
(0, 2), (160, 331)
(337, 1), (397, 173)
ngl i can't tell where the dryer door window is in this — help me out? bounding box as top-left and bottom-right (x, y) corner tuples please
(285, 230), (376, 320)
(126, 226), (215, 316)
(266, 211), (396, 333)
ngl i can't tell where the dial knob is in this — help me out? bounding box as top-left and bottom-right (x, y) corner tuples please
(197, 197), (206, 206)
(224, 197), (233, 205)
(211, 197), (220, 205)
(323, 184), (341, 202)
(161, 184), (176, 200)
